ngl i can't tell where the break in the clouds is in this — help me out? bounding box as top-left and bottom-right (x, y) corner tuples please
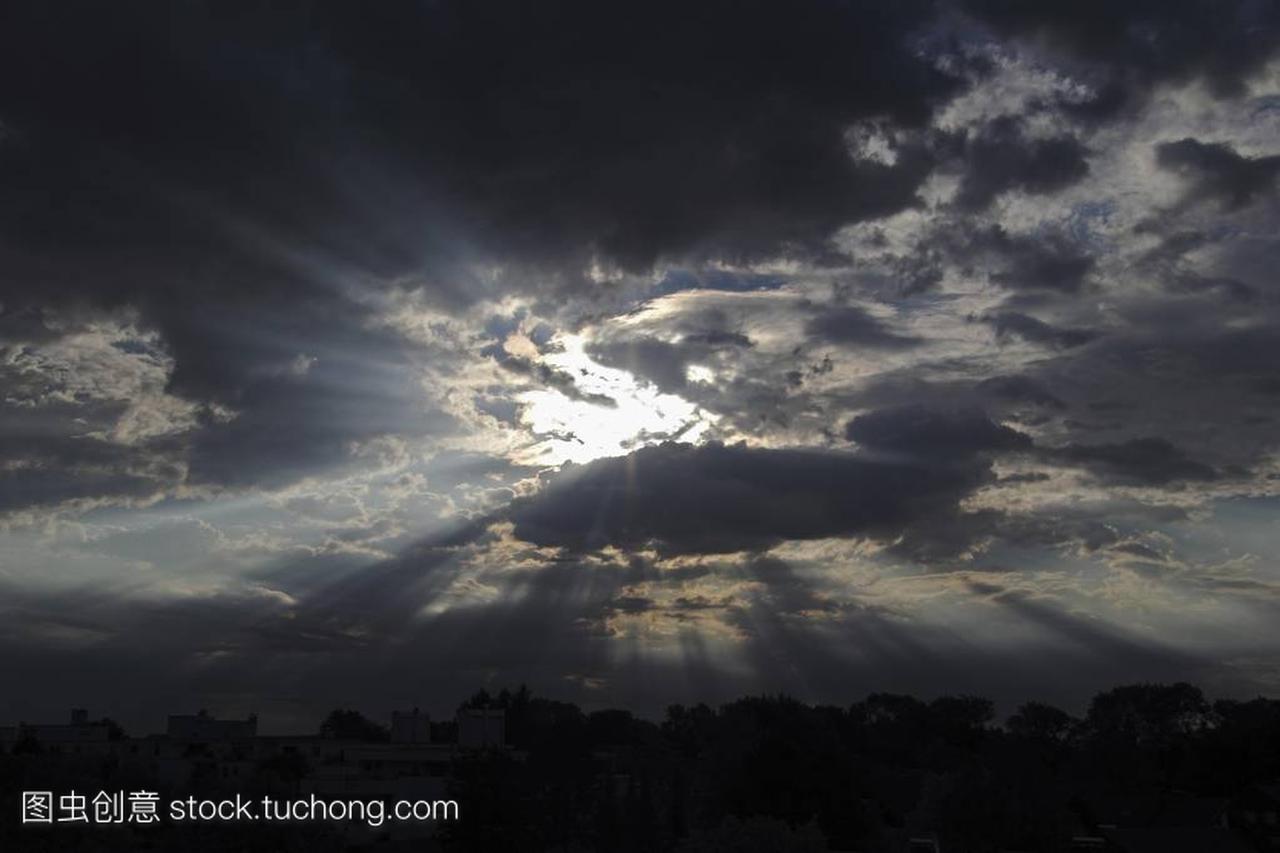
(2, 0), (1280, 729)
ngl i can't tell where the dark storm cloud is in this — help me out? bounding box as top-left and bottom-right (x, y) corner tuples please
(953, 296), (1280, 501)
(10, 304), (457, 499)
(958, 0), (1280, 115)
(0, 358), (185, 512)
(0, 0), (1261, 507)
(606, 595), (657, 616)
(5, 0), (1280, 730)
(1166, 273), (1258, 303)
(0, 0), (965, 315)
(651, 270), (789, 298)
(976, 375), (1068, 410)
(1137, 230), (1261, 301)
(984, 311), (1099, 349)
(313, 0), (961, 270)
(834, 374), (1068, 453)
(0, 0), (978, 496)
(804, 305), (923, 349)
(0, 434), (177, 513)
(586, 319), (756, 395)
(1155, 138), (1280, 211)
(952, 116), (1090, 211)
(681, 330), (754, 348)
(965, 225), (1096, 292)
(1048, 437), (1219, 485)
(585, 337), (696, 395)
(506, 441), (991, 555)
(845, 405), (1032, 459)
(887, 251), (947, 296)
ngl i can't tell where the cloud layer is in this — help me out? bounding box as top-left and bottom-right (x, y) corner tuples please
(2, 0), (1280, 728)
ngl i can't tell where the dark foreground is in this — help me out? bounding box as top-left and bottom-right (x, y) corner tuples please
(2, 682), (1278, 852)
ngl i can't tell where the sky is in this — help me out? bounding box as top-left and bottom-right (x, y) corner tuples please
(2, 0), (1280, 733)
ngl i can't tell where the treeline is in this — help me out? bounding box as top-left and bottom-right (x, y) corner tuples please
(3, 682), (1277, 851)
(439, 682), (1280, 852)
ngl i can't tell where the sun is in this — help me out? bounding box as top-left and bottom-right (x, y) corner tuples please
(516, 335), (715, 465)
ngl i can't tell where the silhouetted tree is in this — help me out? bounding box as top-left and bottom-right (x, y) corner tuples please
(317, 708), (389, 741)
(1007, 701), (1076, 743)
(1085, 682), (1210, 745)
(95, 716), (127, 740)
